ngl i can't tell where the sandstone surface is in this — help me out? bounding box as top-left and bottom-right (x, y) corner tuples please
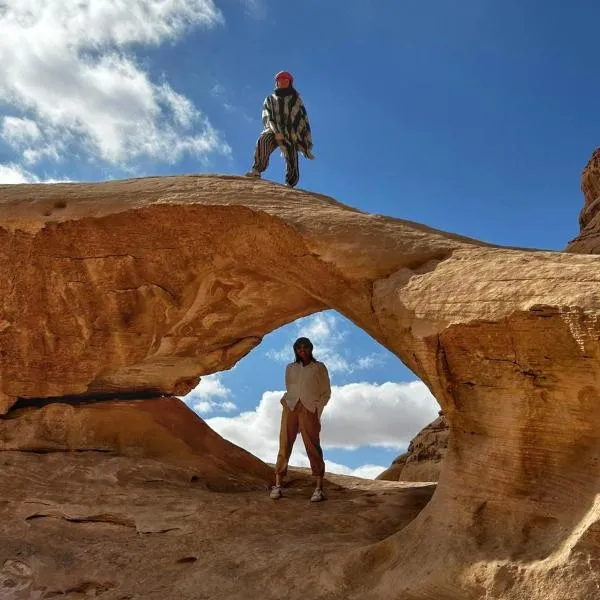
(0, 451), (434, 600)
(377, 413), (448, 482)
(567, 147), (600, 252)
(0, 397), (271, 490)
(376, 452), (407, 482)
(1, 174), (599, 599)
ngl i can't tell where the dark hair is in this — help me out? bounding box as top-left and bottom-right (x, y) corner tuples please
(293, 337), (316, 363)
(274, 85), (298, 98)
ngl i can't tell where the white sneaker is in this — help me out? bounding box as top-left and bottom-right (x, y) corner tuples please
(269, 485), (282, 500)
(310, 488), (325, 503)
(245, 169), (261, 179)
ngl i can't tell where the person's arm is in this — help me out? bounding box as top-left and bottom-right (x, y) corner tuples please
(281, 363), (291, 406)
(317, 363), (331, 418)
(261, 96), (279, 135)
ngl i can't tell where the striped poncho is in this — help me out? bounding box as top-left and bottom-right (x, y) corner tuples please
(261, 90), (313, 156)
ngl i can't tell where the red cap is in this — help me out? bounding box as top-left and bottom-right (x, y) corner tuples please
(275, 71), (294, 84)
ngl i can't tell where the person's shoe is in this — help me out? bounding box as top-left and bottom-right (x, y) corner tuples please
(269, 485), (282, 500)
(245, 169), (261, 179)
(310, 488), (325, 503)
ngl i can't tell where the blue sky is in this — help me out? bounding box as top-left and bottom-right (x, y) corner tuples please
(1, 1), (597, 476)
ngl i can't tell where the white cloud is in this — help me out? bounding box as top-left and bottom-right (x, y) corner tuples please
(265, 313), (387, 375)
(194, 400), (214, 414)
(205, 380), (439, 479)
(322, 381), (438, 449)
(2, 117), (41, 145)
(355, 353), (386, 370)
(2, 117), (64, 164)
(0, 0), (229, 168)
(189, 374), (232, 399)
(266, 312), (349, 372)
(0, 163), (39, 184)
(333, 464), (388, 480)
(0, 163), (70, 184)
(181, 373), (238, 415)
(240, 0), (267, 19)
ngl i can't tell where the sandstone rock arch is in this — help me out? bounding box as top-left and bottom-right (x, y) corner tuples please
(1, 175), (599, 598)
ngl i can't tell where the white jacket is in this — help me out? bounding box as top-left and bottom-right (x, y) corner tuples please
(281, 360), (331, 414)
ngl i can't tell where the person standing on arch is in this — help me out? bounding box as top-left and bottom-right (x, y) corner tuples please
(246, 71), (314, 188)
(270, 337), (331, 502)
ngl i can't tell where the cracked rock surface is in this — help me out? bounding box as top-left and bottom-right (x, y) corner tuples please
(0, 174), (599, 598)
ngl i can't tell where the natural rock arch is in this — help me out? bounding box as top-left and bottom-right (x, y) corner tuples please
(0, 175), (599, 598)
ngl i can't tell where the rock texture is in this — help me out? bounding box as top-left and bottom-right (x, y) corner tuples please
(377, 413), (448, 482)
(0, 451), (435, 600)
(566, 147), (600, 252)
(376, 452), (407, 482)
(0, 397), (271, 491)
(0, 175), (475, 411)
(1, 174), (599, 599)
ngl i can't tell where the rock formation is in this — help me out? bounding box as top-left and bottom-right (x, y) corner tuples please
(376, 451), (407, 482)
(0, 452), (435, 599)
(1, 397), (271, 490)
(377, 412), (448, 482)
(0, 174), (599, 599)
(566, 147), (600, 252)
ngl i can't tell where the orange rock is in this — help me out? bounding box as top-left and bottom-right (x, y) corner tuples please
(378, 413), (448, 482)
(0, 174), (599, 598)
(1, 397), (271, 490)
(567, 147), (600, 251)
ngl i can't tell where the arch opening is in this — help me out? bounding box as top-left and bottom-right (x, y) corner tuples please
(181, 309), (443, 482)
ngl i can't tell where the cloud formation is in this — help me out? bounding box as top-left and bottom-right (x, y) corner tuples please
(182, 374), (238, 415)
(265, 313), (388, 375)
(0, 163), (71, 184)
(0, 0), (229, 170)
(205, 380), (439, 479)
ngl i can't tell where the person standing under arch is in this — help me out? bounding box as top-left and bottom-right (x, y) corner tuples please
(270, 337), (331, 502)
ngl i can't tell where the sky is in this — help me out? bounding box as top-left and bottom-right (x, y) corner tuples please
(1, 0), (599, 477)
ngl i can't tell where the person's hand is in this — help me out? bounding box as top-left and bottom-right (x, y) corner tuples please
(274, 132), (284, 142)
